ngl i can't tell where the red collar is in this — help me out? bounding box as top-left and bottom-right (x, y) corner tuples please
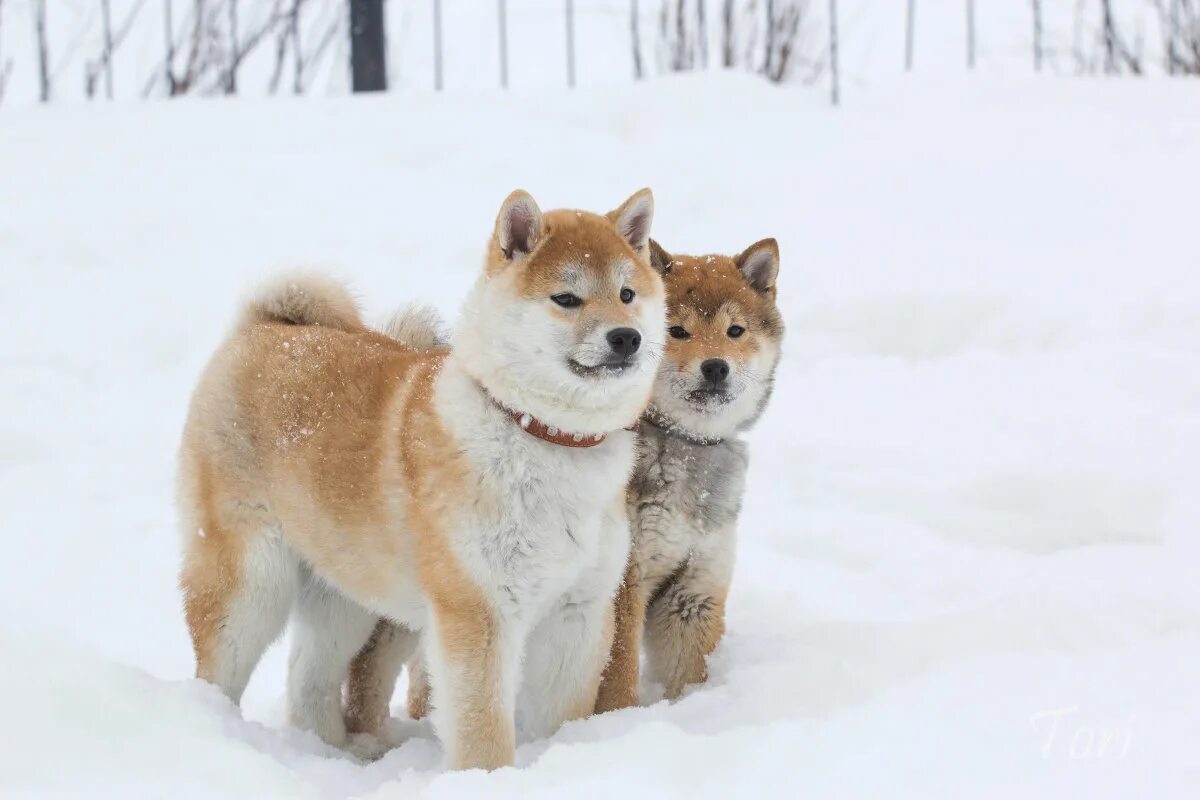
(491, 398), (638, 448)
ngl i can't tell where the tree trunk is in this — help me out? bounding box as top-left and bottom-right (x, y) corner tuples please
(829, 0), (839, 105)
(164, 0), (176, 95)
(631, 0), (644, 79)
(101, 0), (114, 98)
(1032, 0), (1042, 71)
(34, 0), (49, 102)
(291, 0), (302, 94)
(226, 0), (238, 94)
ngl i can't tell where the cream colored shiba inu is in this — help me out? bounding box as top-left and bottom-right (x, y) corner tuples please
(594, 237), (784, 711)
(177, 189), (665, 770)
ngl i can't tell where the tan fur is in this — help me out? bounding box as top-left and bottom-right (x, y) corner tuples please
(242, 272), (364, 331)
(345, 621), (416, 735)
(382, 303), (448, 350)
(181, 190), (660, 769)
(644, 584), (728, 696)
(180, 296), (510, 763)
(406, 653), (432, 720)
(594, 561), (646, 713)
(596, 238), (783, 711)
(658, 250), (783, 372)
(178, 452), (242, 679)
(179, 319), (442, 647)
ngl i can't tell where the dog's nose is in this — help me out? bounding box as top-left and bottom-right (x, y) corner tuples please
(700, 358), (730, 386)
(606, 327), (642, 357)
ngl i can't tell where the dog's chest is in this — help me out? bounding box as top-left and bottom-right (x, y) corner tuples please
(629, 427), (748, 586)
(458, 428), (632, 621)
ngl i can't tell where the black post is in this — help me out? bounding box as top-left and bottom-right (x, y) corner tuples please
(566, 0), (576, 88)
(350, 0), (387, 92)
(498, 0), (508, 89)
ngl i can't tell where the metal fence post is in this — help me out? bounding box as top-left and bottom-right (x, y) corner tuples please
(566, 0), (576, 88)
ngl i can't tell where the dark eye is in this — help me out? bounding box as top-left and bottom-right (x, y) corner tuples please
(727, 325), (745, 338)
(551, 293), (582, 308)
(620, 287), (635, 303)
(668, 325), (690, 340)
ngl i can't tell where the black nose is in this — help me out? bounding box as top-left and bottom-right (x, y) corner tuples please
(700, 358), (730, 386)
(606, 327), (641, 357)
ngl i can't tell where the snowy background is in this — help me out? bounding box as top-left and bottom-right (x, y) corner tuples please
(2, 2), (1199, 799)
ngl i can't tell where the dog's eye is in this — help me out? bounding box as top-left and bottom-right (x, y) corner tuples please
(551, 293), (582, 308)
(727, 325), (745, 338)
(668, 326), (691, 340)
(620, 287), (635, 304)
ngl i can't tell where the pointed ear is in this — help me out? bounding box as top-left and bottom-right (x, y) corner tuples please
(735, 238), (779, 296)
(648, 239), (673, 275)
(494, 190), (543, 260)
(607, 188), (654, 257)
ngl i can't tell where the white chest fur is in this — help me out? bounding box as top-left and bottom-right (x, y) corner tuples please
(434, 360), (636, 628)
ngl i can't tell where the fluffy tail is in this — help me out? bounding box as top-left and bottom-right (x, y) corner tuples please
(241, 273), (363, 332)
(381, 303), (449, 350)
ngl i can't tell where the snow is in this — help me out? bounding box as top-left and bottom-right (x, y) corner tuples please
(2, 73), (1199, 797)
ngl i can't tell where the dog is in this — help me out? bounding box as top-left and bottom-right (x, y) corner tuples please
(177, 188), (665, 769)
(342, 235), (783, 727)
(593, 236), (784, 711)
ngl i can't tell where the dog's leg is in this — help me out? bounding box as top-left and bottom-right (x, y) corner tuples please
(425, 600), (518, 770)
(405, 647), (432, 720)
(182, 520), (298, 705)
(522, 514), (629, 738)
(643, 558), (731, 700)
(345, 619), (418, 737)
(286, 570), (380, 757)
(519, 590), (615, 740)
(595, 560), (647, 713)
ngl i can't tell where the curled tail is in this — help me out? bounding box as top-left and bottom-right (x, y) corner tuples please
(241, 273), (363, 332)
(381, 303), (449, 351)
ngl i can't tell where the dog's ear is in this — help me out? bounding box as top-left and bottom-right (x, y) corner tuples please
(494, 190), (543, 261)
(735, 238), (779, 297)
(608, 188), (654, 257)
(648, 239), (673, 275)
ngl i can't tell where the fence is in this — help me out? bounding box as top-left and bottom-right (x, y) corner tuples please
(0, 1), (1193, 109)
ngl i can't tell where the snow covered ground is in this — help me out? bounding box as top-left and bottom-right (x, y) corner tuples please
(1, 74), (1198, 797)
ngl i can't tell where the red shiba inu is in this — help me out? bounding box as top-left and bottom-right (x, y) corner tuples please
(177, 189), (665, 769)
(595, 237), (784, 711)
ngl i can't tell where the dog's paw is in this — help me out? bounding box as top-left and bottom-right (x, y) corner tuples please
(345, 732), (393, 763)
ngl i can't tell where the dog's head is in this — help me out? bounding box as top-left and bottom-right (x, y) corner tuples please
(645, 238), (784, 441)
(455, 189), (666, 434)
